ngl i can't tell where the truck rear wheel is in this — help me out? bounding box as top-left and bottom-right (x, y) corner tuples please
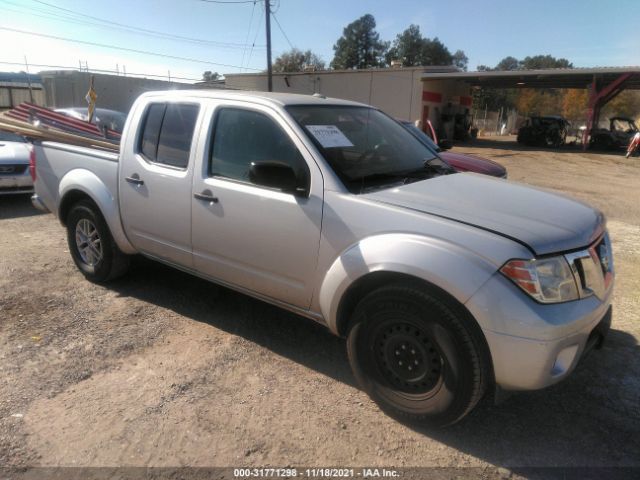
(66, 200), (129, 282)
(347, 283), (489, 427)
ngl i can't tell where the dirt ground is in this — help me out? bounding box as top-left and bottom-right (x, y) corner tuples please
(1, 136), (639, 475)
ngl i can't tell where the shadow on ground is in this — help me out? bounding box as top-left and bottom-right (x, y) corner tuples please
(111, 256), (356, 387)
(110, 257), (640, 469)
(0, 194), (43, 220)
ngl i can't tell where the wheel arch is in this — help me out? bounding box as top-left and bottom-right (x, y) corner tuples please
(319, 234), (498, 335)
(58, 169), (136, 254)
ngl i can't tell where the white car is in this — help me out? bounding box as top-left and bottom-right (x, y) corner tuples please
(0, 131), (33, 195)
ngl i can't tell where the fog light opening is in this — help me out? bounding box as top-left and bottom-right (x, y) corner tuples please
(551, 344), (579, 377)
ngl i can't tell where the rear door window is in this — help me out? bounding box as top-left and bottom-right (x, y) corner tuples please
(139, 103), (199, 169)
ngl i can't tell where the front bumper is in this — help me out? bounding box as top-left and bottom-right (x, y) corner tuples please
(465, 272), (613, 391)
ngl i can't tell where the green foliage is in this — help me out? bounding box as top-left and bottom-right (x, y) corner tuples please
(421, 37), (453, 66)
(495, 56), (519, 71)
(385, 24), (424, 66)
(202, 71), (220, 82)
(331, 14), (389, 69)
(602, 91), (640, 120)
(474, 55), (574, 113)
(452, 50), (469, 71)
(273, 48), (325, 73)
(520, 55), (572, 70)
(384, 24), (457, 67)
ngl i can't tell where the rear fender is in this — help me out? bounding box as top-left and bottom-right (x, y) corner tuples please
(59, 169), (136, 254)
(318, 234), (498, 335)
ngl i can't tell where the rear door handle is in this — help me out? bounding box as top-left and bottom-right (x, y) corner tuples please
(194, 191), (219, 203)
(125, 176), (144, 186)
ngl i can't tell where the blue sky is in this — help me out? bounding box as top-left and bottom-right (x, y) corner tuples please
(1, 0), (639, 82)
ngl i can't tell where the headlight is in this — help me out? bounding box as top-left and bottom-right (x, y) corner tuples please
(500, 256), (579, 303)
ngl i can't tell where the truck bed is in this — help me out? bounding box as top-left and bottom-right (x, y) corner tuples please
(34, 141), (120, 220)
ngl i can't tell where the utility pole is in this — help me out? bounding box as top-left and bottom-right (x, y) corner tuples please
(265, 0), (272, 92)
(24, 55), (34, 103)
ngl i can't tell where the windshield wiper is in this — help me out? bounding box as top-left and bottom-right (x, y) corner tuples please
(355, 158), (453, 193)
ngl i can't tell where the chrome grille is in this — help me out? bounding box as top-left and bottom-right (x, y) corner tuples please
(564, 231), (614, 300)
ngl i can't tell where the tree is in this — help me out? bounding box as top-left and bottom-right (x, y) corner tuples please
(520, 55), (572, 70)
(273, 48), (325, 72)
(385, 24), (423, 66)
(562, 89), (588, 121)
(384, 24), (454, 67)
(421, 37), (452, 66)
(331, 14), (388, 69)
(495, 56), (519, 71)
(516, 89), (561, 116)
(452, 50), (468, 71)
(474, 55), (574, 114)
(202, 71), (220, 82)
(602, 91), (640, 120)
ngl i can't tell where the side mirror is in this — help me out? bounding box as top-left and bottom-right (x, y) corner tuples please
(438, 139), (453, 150)
(249, 161), (309, 197)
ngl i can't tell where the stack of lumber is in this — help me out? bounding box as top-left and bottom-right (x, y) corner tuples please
(0, 103), (120, 152)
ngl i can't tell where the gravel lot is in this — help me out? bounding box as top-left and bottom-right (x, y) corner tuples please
(1, 136), (639, 475)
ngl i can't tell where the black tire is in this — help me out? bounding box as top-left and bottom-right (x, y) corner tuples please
(347, 283), (490, 427)
(66, 200), (130, 282)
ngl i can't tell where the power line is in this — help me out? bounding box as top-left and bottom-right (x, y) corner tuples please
(0, 60), (204, 82)
(240, 1), (258, 69)
(0, 27), (263, 71)
(245, 5), (264, 70)
(271, 12), (294, 50)
(22, 0), (264, 49)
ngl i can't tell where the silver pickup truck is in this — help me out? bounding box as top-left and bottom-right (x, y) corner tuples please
(31, 90), (614, 426)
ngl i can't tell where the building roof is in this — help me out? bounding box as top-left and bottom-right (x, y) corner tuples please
(226, 65), (460, 78)
(421, 66), (640, 89)
(0, 71), (42, 88)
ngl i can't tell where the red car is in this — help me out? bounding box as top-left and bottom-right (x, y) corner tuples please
(401, 121), (507, 178)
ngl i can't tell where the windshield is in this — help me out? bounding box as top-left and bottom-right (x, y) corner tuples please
(95, 111), (127, 133)
(612, 118), (637, 133)
(56, 108), (127, 133)
(0, 131), (26, 143)
(287, 105), (443, 193)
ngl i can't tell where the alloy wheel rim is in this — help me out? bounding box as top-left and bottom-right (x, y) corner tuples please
(75, 218), (103, 266)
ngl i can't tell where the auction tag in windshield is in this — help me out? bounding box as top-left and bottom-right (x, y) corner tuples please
(307, 125), (354, 148)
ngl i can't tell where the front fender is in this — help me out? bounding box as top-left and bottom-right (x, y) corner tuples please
(318, 233), (498, 335)
(59, 169), (136, 254)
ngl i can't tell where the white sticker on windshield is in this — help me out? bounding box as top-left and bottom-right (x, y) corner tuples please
(306, 125), (354, 148)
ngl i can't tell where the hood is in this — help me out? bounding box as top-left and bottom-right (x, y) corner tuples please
(440, 151), (506, 177)
(0, 141), (30, 164)
(363, 173), (603, 256)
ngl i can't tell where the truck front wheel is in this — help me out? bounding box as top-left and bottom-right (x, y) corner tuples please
(66, 200), (130, 282)
(347, 283), (489, 427)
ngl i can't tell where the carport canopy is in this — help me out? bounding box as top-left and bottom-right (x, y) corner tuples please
(421, 66), (640, 89)
(421, 67), (640, 148)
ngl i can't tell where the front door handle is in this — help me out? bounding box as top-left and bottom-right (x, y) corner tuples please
(125, 175), (144, 186)
(194, 191), (219, 203)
